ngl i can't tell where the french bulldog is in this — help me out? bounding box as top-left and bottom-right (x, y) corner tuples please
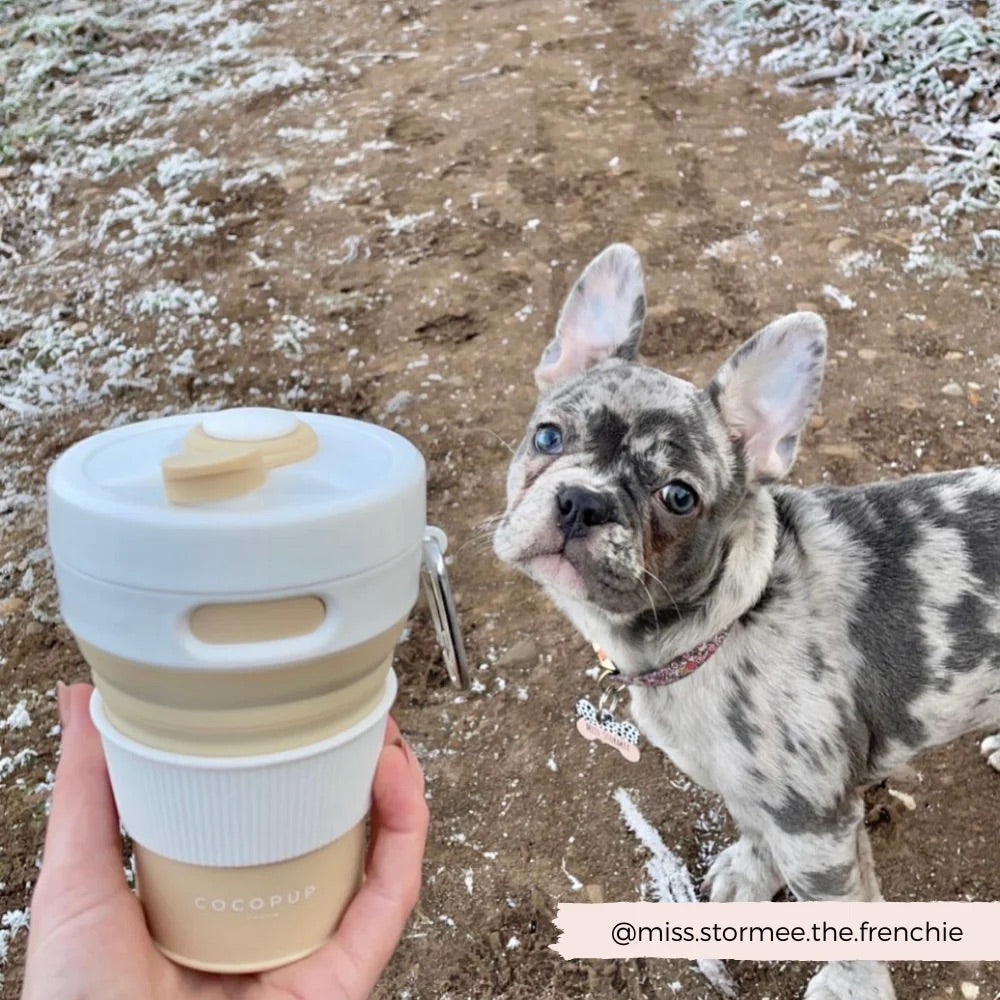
(493, 243), (1000, 999)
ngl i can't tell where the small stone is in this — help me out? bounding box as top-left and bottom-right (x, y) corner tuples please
(281, 175), (309, 193)
(497, 639), (538, 667)
(944, 351), (965, 361)
(887, 788), (916, 811)
(828, 236), (852, 255)
(809, 415), (828, 430)
(25, 621), (44, 635)
(960, 983), (979, 1000)
(0, 596), (26, 617)
(818, 443), (861, 460)
(941, 382), (963, 397)
(382, 391), (415, 415)
(71, 321), (88, 334)
(899, 396), (921, 411)
(857, 348), (878, 361)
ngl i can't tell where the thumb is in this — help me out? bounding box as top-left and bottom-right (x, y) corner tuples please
(32, 683), (130, 919)
(269, 722), (428, 999)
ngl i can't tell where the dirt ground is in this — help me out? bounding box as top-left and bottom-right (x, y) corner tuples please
(2, 1), (1000, 998)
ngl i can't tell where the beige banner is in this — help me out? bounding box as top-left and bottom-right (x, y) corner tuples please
(552, 902), (1000, 962)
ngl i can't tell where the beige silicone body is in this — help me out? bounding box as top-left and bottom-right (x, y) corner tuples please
(135, 823), (366, 972)
(79, 617), (404, 756)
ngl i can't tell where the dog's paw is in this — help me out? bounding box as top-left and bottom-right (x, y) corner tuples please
(981, 733), (1000, 772)
(804, 961), (895, 1000)
(703, 838), (784, 902)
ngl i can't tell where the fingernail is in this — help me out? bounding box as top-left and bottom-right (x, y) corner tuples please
(56, 681), (72, 730)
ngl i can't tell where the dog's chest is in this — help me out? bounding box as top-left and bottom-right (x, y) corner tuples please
(625, 672), (744, 795)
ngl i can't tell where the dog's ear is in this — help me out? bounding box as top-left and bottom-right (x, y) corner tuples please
(534, 243), (645, 391)
(707, 312), (827, 482)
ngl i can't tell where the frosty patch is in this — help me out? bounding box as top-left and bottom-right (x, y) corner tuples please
(575, 696), (640, 763)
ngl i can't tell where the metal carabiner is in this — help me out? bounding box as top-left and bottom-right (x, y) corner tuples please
(421, 526), (470, 690)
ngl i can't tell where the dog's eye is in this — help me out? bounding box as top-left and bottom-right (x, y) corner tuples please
(533, 424), (564, 455)
(657, 480), (698, 515)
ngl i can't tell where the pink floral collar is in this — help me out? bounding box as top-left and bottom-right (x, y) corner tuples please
(592, 628), (731, 688)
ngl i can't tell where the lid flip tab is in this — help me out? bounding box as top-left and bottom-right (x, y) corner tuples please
(161, 446), (266, 505)
(161, 409), (319, 505)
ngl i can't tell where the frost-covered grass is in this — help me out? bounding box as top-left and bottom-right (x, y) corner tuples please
(0, 0), (333, 426)
(678, 1), (1000, 264)
(0, 908), (30, 988)
(0, 0), (318, 266)
(0, 1), (297, 171)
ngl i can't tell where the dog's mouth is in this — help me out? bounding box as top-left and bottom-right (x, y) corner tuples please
(523, 549), (588, 596)
(522, 541), (639, 608)
(495, 505), (642, 609)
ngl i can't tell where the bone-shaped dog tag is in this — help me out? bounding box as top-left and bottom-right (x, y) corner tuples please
(575, 698), (640, 763)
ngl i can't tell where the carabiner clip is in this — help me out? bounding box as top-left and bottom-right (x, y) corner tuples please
(421, 526), (470, 689)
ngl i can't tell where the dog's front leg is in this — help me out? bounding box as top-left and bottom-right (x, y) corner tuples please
(765, 801), (895, 1000)
(703, 834), (784, 902)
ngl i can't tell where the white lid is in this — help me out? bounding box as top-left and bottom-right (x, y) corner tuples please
(47, 409), (426, 594)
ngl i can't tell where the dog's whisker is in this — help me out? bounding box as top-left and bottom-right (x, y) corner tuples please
(635, 571), (660, 631)
(466, 426), (518, 456)
(476, 512), (505, 530)
(455, 514), (506, 555)
(639, 566), (681, 623)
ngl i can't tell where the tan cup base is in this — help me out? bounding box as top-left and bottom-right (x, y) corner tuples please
(135, 822), (366, 973)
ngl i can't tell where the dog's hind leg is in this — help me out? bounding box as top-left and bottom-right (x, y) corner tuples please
(801, 828), (894, 1000)
(766, 799), (895, 1000)
(804, 961), (895, 1000)
(980, 733), (1000, 772)
(856, 822), (883, 902)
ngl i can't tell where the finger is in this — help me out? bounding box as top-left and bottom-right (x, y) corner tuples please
(35, 684), (127, 899)
(274, 735), (428, 998)
(331, 738), (428, 979)
(383, 714), (404, 749)
(368, 715), (407, 863)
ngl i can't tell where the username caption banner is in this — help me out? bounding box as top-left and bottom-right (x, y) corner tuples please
(551, 902), (1000, 962)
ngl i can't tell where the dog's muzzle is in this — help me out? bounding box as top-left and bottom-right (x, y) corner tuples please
(556, 485), (616, 540)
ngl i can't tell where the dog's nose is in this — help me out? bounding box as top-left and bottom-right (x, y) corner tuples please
(556, 485), (615, 539)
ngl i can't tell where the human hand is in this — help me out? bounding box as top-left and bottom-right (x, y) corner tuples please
(22, 682), (428, 1000)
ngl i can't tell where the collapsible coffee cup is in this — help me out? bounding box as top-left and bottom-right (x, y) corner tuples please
(47, 407), (465, 972)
